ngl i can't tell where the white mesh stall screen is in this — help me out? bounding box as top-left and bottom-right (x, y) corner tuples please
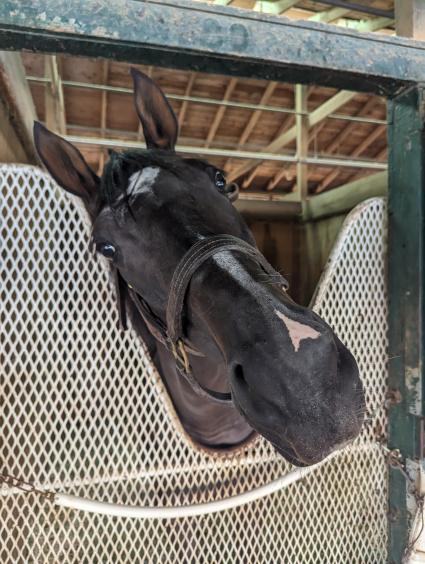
(1, 165), (388, 563)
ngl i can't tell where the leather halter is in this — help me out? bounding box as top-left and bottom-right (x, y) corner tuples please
(116, 235), (289, 407)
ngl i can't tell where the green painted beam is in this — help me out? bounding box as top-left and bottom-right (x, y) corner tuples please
(1, 1), (425, 94)
(302, 171), (387, 221)
(388, 86), (425, 563)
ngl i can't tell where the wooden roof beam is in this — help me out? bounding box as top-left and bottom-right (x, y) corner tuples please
(303, 170), (387, 221)
(241, 111), (295, 189)
(98, 60), (109, 174)
(295, 84), (308, 202)
(224, 80), (278, 172)
(316, 123), (386, 193)
(395, 0), (425, 40)
(309, 7), (351, 24)
(265, 121), (327, 191)
(178, 71), (196, 129)
(228, 89), (356, 183)
(343, 17), (394, 33)
(204, 77), (238, 148)
(0, 51), (38, 163)
(44, 55), (66, 135)
(309, 97), (380, 193)
(254, 1), (299, 15)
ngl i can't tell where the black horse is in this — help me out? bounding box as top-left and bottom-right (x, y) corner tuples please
(33, 68), (365, 467)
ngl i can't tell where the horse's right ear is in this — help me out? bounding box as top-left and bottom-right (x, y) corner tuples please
(33, 122), (100, 202)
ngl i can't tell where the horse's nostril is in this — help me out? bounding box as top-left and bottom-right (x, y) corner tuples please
(233, 364), (245, 384)
(231, 363), (251, 394)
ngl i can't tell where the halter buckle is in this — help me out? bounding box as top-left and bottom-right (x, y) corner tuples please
(171, 339), (191, 374)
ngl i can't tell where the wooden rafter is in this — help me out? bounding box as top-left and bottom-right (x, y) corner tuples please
(228, 89), (356, 183)
(395, 0), (425, 40)
(178, 71), (196, 129)
(303, 171), (387, 221)
(295, 84), (308, 201)
(0, 51), (38, 163)
(254, 0), (299, 15)
(44, 55), (66, 135)
(241, 111), (295, 189)
(316, 123), (386, 193)
(309, 7), (351, 24)
(98, 60), (109, 174)
(323, 98), (378, 156)
(312, 98), (382, 193)
(375, 146), (387, 161)
(266, 121), (327, 191)
(204, 77), (238, 148)
(224, 80), (277, 172)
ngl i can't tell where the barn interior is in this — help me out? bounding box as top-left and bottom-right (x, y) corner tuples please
(0, 0), (393, 305)
(4, 1), (425, 562)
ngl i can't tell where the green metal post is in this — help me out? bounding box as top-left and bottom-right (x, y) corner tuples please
(388, 85), (425, 563)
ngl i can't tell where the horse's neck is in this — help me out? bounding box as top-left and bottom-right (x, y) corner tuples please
(125, 297), (253, 449)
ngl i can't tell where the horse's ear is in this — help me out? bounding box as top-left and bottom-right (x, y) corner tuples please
(130, 68), (178, 151)
(33, 122), (100, 201)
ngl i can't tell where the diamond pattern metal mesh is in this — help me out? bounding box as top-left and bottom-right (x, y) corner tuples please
(1, 165), (388, 563)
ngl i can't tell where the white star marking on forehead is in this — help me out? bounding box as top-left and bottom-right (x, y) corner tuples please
(275, 309), (321, 352)
(128, 167), (160, 197)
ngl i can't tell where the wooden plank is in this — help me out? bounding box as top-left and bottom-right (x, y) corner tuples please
(178, 71), (196, 128)
(228, 90), (356, 182)
(0, 1), (424, 94)
(205, 77), (237, 148)
(253, 1), (299, 15)
(316, 123), (386, 193)
(396, 0), (425, 40)
(235, 198), (301, 220)
(44, 55), (66, 135)
(0, 99), (29, 162)
(242, 111), (295, 189)
(98, 60), (109, 174)
(295, 84), (308, 202)
(387, 85), (425, 563)
(224, 80), (277, 172)
(266, 121), (326, 191)
(0, 51), (38, 162)
(309, 7), (351, 24)
(302, 170), (387, 221)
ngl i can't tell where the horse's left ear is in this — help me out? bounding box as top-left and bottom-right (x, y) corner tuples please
(130, 68), (178, 151)
(33, 121), (100, 203)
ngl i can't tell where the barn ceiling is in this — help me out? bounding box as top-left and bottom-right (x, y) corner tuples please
(23, 52), (386, 198)
(18, 1), (393, 203)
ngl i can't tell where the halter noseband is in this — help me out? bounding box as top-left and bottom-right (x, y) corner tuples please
(119, 235), (289, 407)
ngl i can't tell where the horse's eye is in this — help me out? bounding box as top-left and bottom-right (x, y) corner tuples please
(97, 242), (116, 260)
(214, 171), (226, 191)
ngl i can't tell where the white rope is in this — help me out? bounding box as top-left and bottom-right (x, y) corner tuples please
(55, 451), (338, 519)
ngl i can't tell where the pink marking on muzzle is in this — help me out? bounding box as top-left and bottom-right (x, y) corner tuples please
(275, 310), (321, 352)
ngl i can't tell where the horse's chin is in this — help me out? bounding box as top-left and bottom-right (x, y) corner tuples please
(271, 441), (310, 467)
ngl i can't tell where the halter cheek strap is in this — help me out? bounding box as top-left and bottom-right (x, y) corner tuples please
(121, 235), (289, 407)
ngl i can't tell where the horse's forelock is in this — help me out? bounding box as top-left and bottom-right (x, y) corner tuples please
(100, 150), (204, 212)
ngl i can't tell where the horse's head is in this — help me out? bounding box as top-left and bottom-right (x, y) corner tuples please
(33, 69), (365, 466)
